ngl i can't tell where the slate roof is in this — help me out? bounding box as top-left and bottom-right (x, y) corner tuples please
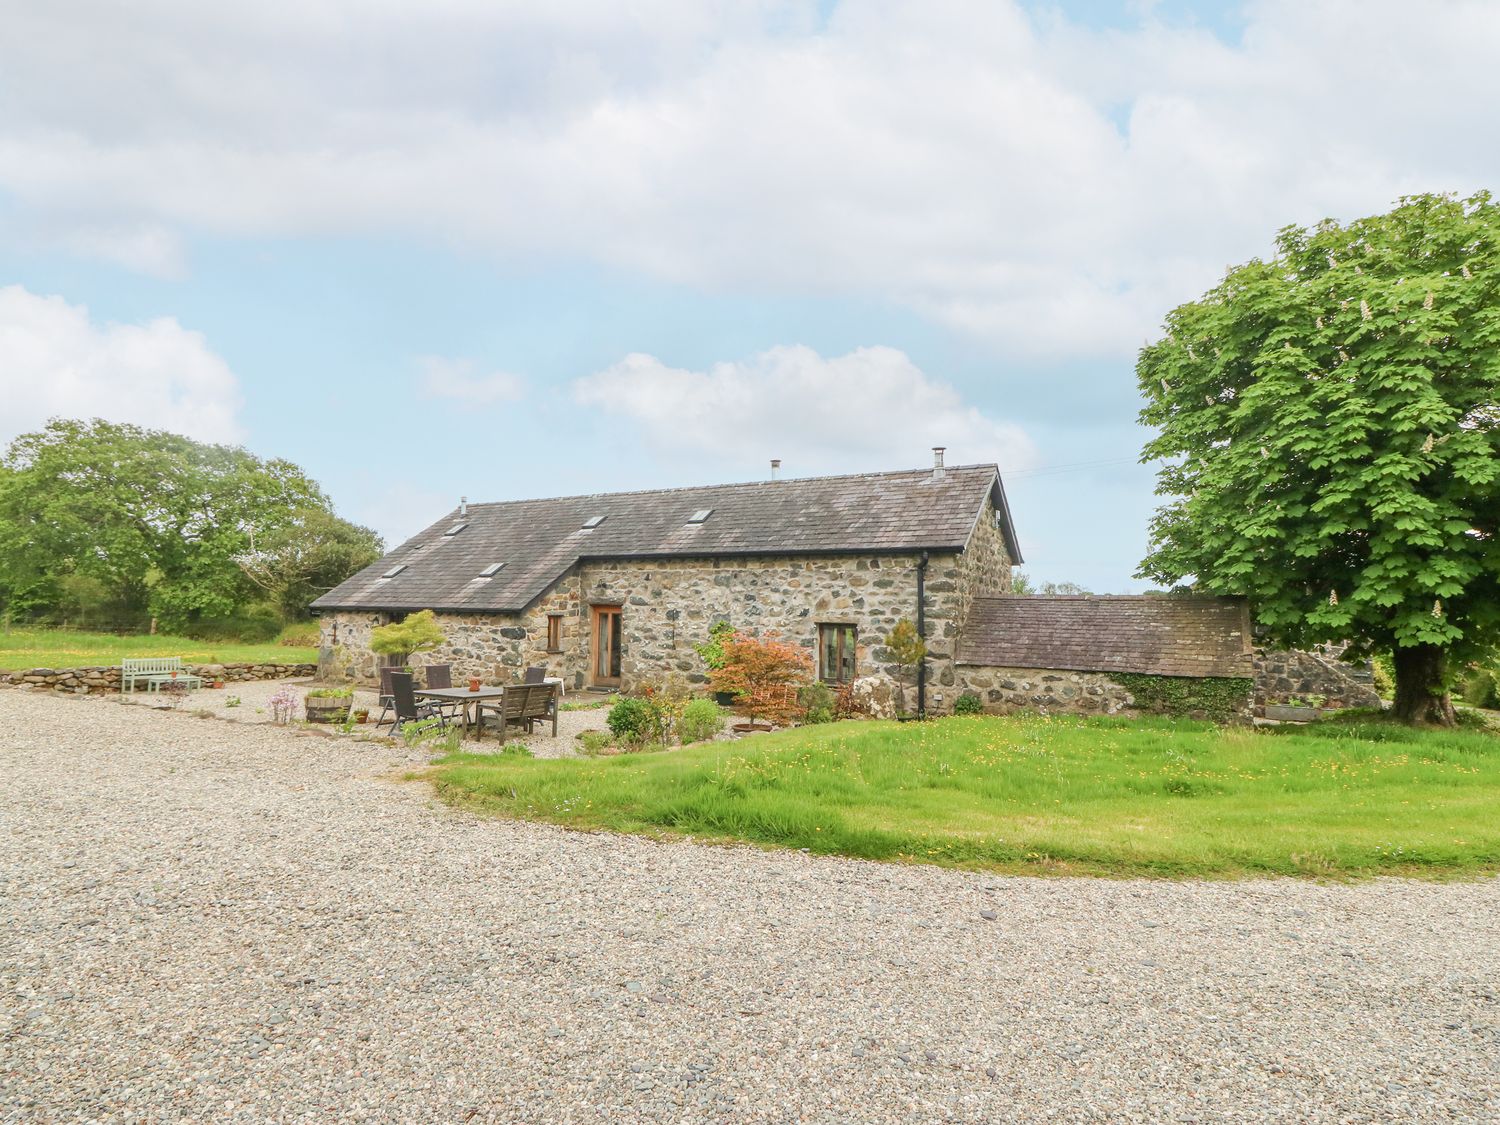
(314, 464), (1021, 614)
(956, 595), (1254, 679)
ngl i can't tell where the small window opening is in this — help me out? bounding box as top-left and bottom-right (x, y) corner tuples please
(478, 562), (505, 578)
(582, 515), (606, 529)
(381, 564), (408, 579)
(687, 508), (713, 524)
(818, 624), (857, 684)
(445, 521), (468, 537)
(546, 614), (563, 652)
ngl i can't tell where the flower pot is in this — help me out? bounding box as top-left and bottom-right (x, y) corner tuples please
(305, 698), (348, 724)
(353, 710), (370, 724)
(468, 677), (482, 692)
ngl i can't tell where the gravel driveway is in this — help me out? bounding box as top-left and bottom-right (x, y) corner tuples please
(3, 690), (1498, 1123)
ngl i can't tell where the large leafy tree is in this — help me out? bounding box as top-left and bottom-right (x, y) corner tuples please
(1137, 193), (1500, 725)
(236, 507), (383, 619)
(0, 418), (375, 631)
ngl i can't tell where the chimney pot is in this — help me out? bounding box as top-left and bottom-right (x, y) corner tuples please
(770, 459), (781, 481)
(932, 447), (946, 480)
(460, 495), (468, 516)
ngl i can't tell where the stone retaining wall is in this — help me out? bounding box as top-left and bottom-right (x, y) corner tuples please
(0, 662), (316, 695)
(949, 665), (1138, 716)
(1252, 647), (1382, 716)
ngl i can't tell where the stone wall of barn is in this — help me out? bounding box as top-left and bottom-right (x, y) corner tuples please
(318, 550), (976, 694)
(952, 494), (1014, 635)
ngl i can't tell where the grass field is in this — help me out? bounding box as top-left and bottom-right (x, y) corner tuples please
(433, 714), (1500, 879)
(0, 626), (318, 670)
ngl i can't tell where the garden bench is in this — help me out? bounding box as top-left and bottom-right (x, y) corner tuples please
(475, 683), (558, 745)
(121, 657), (203, 694)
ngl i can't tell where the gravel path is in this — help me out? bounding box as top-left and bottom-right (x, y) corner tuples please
(117, 677), (611, 758)
(3, 690), (1498, 1123)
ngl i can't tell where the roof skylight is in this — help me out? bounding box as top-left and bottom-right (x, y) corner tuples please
(444, 521), (468, 537)
(687, 508), (713, 524)
(582, 515), (606, 529)
(478, 562), (506, 578)
(381, 564), (408, 579)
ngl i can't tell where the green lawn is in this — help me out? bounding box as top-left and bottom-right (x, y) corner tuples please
(0, 627), (317, 670)
(433, 714), (1500, 879)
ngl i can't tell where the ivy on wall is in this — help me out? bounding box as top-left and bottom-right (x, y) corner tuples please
(1113, 674), (1254, 723)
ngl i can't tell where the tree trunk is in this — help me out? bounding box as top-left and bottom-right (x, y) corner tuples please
(1391, 645), (1457, 726)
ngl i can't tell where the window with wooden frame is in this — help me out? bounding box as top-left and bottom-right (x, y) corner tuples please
(817, 623), (857, 684)
(546, 614), (563, 652)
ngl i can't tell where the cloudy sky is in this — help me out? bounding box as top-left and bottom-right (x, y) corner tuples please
(2, 0), (1497, 590)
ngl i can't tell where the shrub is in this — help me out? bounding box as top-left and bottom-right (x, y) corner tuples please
(306, 686), (353, 700)
(577, 730), (617, 756)
(607, 697), (652, 743)
(953, 692), (983, 716)
(370, 610), (446, 664)
(708, 630), (811, 728)
(679, 699), (725, 743)
(693, 620), (736, 673)
(797, 682), (837, 724)
(1461, 667), (1500, 710)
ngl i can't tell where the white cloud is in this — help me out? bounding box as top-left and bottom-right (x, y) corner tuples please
(417, 356), (525, 405)
(572, 344), (1036, 474)
(2, 1), (1498, 357)
(0, 285), (243, 448)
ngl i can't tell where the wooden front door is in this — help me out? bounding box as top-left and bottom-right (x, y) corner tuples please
(591, 605), (623, 687)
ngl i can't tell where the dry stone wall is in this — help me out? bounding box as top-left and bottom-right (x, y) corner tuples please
(0, 662), (316, 695)
(1252, 647), (1382, 716)
(951, 665), (1137, 716)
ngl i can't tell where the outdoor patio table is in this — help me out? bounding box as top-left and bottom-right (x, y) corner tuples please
(414, 686), (505, 739)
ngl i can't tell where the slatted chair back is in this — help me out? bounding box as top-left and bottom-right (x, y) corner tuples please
(480, 683), (558, 743)
(389, 672), (422, 724)
(378, 665), (399, 698)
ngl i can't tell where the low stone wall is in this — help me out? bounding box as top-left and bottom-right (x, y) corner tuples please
(950, 665), (1137, 716)
(0, 662), (317, 695)
(1252, 648), (1382, 717)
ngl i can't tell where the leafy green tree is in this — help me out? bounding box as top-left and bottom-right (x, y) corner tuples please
(1011, 572), (1090, 596)
(236, 507), (383, 619)
(0, 418), (366, 632)
(1137, 192), (1500, 725)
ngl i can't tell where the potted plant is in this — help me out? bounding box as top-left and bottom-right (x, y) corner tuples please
(467, 676), (482, 692)
(708, 630), (809, 732)
(352, 707), (370, 724)
(695, 620), (738, 706)
(370, 610), (447, 683)
(305, 686), (354, 723)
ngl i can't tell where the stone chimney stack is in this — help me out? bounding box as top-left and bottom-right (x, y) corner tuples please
(932, 447), (946, 481)
(770, 459), (781, 481)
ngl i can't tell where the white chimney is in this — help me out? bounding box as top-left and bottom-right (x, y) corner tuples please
(459, 495), (468, 516)
(770, 459), (781, 481)
(932, 447), (946, 480)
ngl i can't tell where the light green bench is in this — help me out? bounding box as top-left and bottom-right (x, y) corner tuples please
(121, 657), (203, 694)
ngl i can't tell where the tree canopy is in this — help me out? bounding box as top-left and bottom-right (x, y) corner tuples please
(0, 418), (382, 633)
(1137, 192), (1500, 723)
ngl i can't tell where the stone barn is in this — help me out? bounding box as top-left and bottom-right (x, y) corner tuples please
(313, 453), (1379, 718)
